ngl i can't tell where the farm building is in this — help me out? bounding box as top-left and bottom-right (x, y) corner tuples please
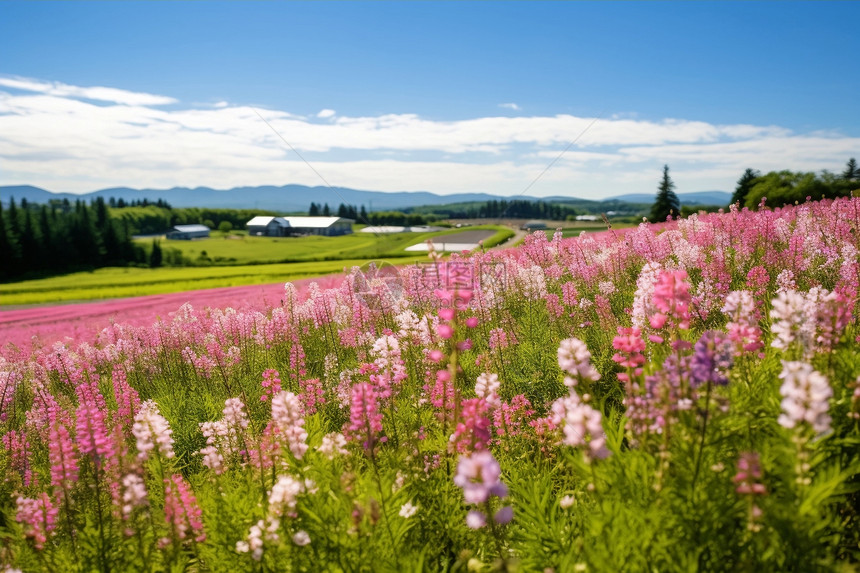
(245, 216), (354, 237)
(521, 220), (547, 231)
(247, 216), (291, 237)
(166, 224), (210, 240)
(283, 217), (354, 236)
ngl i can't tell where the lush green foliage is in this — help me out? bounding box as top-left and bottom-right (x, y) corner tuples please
(742, 162), (859, 209)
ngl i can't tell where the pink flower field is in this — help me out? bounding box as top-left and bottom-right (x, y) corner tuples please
(1, 198), (859, 572)
(0, 274), (345, 357)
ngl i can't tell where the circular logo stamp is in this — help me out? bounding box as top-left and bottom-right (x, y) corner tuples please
(352, 260), (405, 310)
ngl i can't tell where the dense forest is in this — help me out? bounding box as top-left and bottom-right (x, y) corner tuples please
(0, 197), (145, 281)
(0, 197), (283, 280)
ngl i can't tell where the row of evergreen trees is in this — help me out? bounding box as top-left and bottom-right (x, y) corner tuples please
(108, 197), (172, 209)
(313, 200), (580, 223)
(423, 199), (579, 220)
(308, 202), (371, 223)
(0, 196), (146, 280)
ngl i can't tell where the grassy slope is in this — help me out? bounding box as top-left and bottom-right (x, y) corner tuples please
(143, 225), (510, 264)
(1, 226), (514, 306)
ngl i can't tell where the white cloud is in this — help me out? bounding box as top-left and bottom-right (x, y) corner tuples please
(498, 103), (521, 111)
(0, 75), (178, 106)
(317, 109), (336, 119)
(0, 76), (857, 199)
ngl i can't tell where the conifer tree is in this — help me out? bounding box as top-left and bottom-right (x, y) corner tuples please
(0, 201), (20, 279)
(150, 239), (163, 268)
(843, 158), (859, 181)
(732, 168), (761, 206)
(650, 165), (680, 223)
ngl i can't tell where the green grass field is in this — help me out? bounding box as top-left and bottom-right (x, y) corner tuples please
(1, 226), (514, 306)
(541, 221), (635, 238)
(146, 225), (511, 265)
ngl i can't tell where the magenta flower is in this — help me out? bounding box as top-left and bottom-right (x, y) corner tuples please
(345, 383), (383, 451)
(733, 452), (766, 496)
(649, 269), (691, 331)
(48, 416), (79, 494)
(449, 398), (491, 454)
(163, 474), (206, 543)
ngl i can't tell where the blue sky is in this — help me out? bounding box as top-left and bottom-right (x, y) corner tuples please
(1, 1), (858, 199)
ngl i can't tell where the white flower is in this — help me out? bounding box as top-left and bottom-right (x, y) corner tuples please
(132, 400), (175, 461)
(475, 372), (501, 408)
(557, 338), (600, 382)
(550, 392), (610, 459)
(318, 432), (349, 459)
(121, 473), (148, 517)
(271, 391), (308, 460)
(777, 361), (832, 434)
(399, 502), (418, 518)
(268, 475), (305, 517)
(292, 530), (311, 546)
(559, 495), (575, 509)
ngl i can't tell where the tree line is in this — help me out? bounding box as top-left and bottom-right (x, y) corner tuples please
(111, 204), (279, 235)
(429, 199), (579, 220)
(0, 197), (145, 280)
(649, 159), (860, 223)
(730, 158), (859, 210)
(312, 199), (581, 224)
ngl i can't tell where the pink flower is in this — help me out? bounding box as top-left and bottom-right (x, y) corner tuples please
(3, 430), (34, 488)
(345, 383), (383, 451)
(649, 270), (691, 331)
(15, 493), (58, 550)
(163, 474), (206, 543)
(611, 326), (646, 381)
(733, 452), (767, 496)
(449, 398), (491, 454)
(260, 369), (282, 402)
(48, 415), (79, 494)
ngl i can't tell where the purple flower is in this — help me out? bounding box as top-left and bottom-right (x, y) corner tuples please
(494, 506), (513, 525)
(691, 330), (733, 387)
(454, 451), (504, 504)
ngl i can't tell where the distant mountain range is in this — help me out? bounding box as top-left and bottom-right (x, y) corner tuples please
(0, 184), (732, 212)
